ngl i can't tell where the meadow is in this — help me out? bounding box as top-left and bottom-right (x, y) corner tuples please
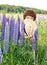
(0, 13), (47, 65)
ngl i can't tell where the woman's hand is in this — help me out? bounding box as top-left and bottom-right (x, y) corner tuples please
(27, 34), (33, 40)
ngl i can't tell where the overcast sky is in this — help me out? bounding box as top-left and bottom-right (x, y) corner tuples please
(0, 0), (47, 10)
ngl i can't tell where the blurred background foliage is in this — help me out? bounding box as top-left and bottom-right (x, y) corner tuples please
(0, 5), (47, 14)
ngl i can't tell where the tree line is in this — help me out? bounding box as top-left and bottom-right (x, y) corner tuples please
(0, 5), (47, 14)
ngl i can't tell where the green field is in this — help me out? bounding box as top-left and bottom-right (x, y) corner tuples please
(0, 18), (47, 65)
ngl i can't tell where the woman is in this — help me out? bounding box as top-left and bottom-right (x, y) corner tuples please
(23, 10), (38, 51)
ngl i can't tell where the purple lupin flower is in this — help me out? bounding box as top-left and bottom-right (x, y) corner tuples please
(9, 16), (14, 41)
(0, 30), (2, 63)
(32, 16), (39, 51)
(32, 42), (36, 51)
(12, 22), (17, 45)
(0, 16), (1, 24)
(32, 29), (38, 51)
(34, 29), (38, 42)
(18, 21), (25, 46)
(0, 45), (2, 63)
(15, 16), (20, 44)
(32, 29), (38, 64)
(4, 22), (9, 54)
(2, 14), (7, 40)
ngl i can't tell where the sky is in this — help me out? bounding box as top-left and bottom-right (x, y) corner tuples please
(0, 0), (47, 11)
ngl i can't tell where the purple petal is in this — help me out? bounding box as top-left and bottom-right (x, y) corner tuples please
(9, 16), (14, 41)
(2, 14), (7, 40)
(0, 45), (2, 63)
(15, 16), (20, 44)
(19, 21), (25, 46)
(4, 22), (9, 54)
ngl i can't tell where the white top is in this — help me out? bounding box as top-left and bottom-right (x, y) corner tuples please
(24, 19), (37, 37)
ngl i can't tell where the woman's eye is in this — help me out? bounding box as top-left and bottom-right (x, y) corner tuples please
(26, 16), (31, 19)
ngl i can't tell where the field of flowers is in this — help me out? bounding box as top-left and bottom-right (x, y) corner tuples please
(0, 14), (47, 65)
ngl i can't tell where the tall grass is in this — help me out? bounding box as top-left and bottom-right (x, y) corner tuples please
(0, 21), (47, 65)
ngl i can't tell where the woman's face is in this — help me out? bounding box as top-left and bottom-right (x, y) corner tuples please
(25, 16), (34, 20)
